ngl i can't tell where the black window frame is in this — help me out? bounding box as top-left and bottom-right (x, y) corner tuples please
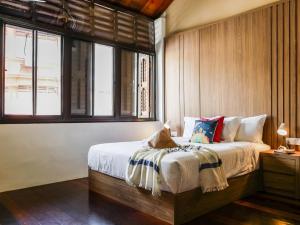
(0, 19), (156, 124)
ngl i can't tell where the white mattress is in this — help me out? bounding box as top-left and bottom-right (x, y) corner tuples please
(88, 137), (270, 194)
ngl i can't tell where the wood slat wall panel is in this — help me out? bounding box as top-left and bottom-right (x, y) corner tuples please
(290, 0), (297, 138)
(283, 2), (290, 144)
(272, 5), (279, 148)
(297, 0), (300, 138)
(179, 34), (185, 132)
(277, 3), (285, 146)
(207, 8), (271, 119)
(165, 0), (300, 147)
(165, 35), (181, 135)
(183, 30), (200, 118)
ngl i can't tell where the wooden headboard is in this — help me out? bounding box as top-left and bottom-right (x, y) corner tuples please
(164, 0), (300, 148)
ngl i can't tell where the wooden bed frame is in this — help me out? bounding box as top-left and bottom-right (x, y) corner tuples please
(89, 169), (261, 225)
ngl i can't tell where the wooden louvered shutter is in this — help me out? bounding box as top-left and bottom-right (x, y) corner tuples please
(0, 0), (31, 18)
(35, 0), (64, 26)
(94, 4), (115, 41)
(0, 0), (155, 51)
(66, 0), (92, 33)
(136, 18), (154, 50)
(117, 12), (134, 44)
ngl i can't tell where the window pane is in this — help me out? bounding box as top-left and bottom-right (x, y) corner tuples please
(121, 50), (137, 116)
(71, 40), (92, 115)
(5, 25), (33, 115)
(36, 31), (61, 115)
(94, 44), (114, 116)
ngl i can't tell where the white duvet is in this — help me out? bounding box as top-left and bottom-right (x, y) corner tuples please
(88, 137), (270, 194)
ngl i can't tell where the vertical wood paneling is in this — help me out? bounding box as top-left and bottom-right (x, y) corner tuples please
(290, 0), (297, 138)
(199, 8), (271, 119)
(272, 5), (279, 148)
(183, 30), (200, 117)
(284, 2), (290, 140)
(179, 34), (185, 134)
(165, 0), (300, 147)
(199, 25), (217, 116)
(165, 35), (181, 134)
(297, 0), (300, 138)
(277, 3), (285, 146)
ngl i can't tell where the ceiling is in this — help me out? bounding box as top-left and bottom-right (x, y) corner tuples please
(104, 0), (174, 19)
(166, 0), (279, 35)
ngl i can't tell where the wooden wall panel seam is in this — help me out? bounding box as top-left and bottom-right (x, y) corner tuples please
(295, 0), (300, 137)
(289, 0), (297, 138)
(283, 1), (290, 139)
(198, 29), (201, 117)
(278, 3), (284, 146)
(271, 5), (277, 148)
(179, 34), (185, 135)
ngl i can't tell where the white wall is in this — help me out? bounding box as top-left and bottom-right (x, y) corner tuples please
(166, 0), (279, 35)
(0, 121), (162, 192)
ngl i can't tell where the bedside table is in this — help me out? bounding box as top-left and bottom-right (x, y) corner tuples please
(260, 150), (300, 199)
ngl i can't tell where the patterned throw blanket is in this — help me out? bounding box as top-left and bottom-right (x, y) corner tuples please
(125, 145), (229, 196)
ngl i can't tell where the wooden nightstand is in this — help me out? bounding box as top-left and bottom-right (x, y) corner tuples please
(260, 150), (300, 200)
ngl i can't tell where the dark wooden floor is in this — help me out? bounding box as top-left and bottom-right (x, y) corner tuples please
(0, 179), (300, 225)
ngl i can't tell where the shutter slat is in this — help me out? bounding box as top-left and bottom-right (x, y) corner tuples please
(0, 0), (31, 18)
(94, 4), (114, 40)
(36, 0), (63, 26)
(117, 12), (134, 44)
(67, 0), (92, 33)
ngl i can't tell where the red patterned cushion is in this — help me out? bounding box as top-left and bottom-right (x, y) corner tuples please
(201, 116), (225, 142)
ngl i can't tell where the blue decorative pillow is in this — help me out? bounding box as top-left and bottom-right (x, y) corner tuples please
(190, 120), (218, 144)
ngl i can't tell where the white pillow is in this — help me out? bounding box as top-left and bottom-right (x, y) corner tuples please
(182, 117), (200, 138)
(235, 115), (267, 143)
(221, 117), (242, 142)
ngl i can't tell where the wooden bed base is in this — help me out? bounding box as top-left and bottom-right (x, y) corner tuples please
(89, 170), (261, 225)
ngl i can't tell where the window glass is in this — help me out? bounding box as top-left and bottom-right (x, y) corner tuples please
(36, 31), (61, 115)
(5, 25), (33, 115)
(121, 50), (137, 116)
(71, 40), (92, 116)
(94, 44), (114, 116)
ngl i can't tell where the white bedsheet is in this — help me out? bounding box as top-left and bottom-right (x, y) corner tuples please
(88, 137), (270, 194)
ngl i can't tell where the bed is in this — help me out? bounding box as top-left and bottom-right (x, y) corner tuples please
(88, 137), (270, 225)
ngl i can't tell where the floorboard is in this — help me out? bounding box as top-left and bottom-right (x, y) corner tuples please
(0, 178), (299, 225)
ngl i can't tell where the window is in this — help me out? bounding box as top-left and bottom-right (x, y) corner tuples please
(121, 50), (154, 119)
(1, 23), (155, 123)
(5, 25), (33, 115)
(71, 40), (114, 117)
(0, 0), (156, 123)
(71, 40), (92, 116)
(36, 31), (62, 115)
(121, 50), (137, 117)
(4, 24), (62, 116)
(94, 44), (114, 116)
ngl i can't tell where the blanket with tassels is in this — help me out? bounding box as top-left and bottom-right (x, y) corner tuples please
(125, 145), (229, 196)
